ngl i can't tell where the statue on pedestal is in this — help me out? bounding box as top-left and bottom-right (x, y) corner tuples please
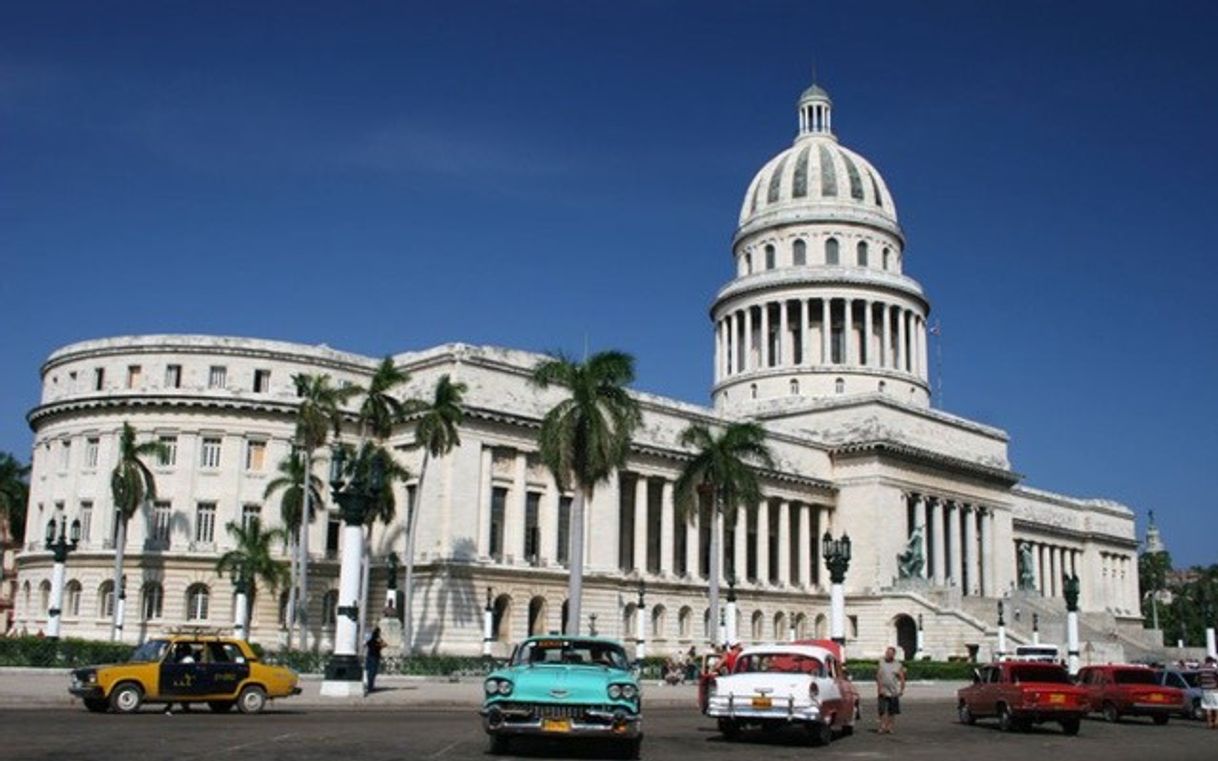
(897, 525), (925, 579)
(1017, 542), (1036, 590)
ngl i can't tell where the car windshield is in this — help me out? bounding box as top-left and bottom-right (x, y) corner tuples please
(1113, 669), (1158, 685)
(512, 639), (629, 669)
(1010, 665), (1071, 684)
(736, 653), (825, 675)
(129, 639), (170, 663)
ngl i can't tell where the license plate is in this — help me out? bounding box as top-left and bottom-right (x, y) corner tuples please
(541, 718), (571, 733)
(1149, 693), (1163, 702)
(752, 696), (773, 709)
(1049, 693), (1065, 704)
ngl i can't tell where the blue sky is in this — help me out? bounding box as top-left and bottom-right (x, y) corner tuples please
(3, 1), (1216, 566)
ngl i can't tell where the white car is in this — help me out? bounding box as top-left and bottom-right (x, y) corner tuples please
(705, 642), (859, 745)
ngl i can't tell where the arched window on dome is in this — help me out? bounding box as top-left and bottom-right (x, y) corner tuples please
(857, 241), (869, 267)
(749, 384), (758, 400)
(882, 248), (891, 271)
(792, 239), (806, 266)
(835, 378), (845, 394)
(765, 245), (775, 270)
(825, 238), (840, 265)
(878, 380), (887, 394)
(790, 379), (799, 395)
(745, 253), (753, 275)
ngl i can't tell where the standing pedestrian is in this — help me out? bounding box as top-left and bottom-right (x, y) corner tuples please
(364, 626), (385, 696)
(875, 646), (906, 734)
(1199, 657), (1218, 730)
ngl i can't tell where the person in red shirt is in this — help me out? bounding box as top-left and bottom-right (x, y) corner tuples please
(721, 643), (744, 674)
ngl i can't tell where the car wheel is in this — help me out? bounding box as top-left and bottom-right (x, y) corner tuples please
(958, 702), (976, 726)
(1061, 718), (1081, 736)
(208, 700), (235, 713)
(1102, 701), (1120, 723)
(83, 698), (109, 713)
(717, 718), (740, 740)
(237, 685), (267, 715)
(488, 735), (511, 755)
(808, 720), (833, 746)
(1152, 713), (1169, 726)
(997, 703), (1015, 732)
(619, 737), (642, 760)
(109, 682), (143, 714)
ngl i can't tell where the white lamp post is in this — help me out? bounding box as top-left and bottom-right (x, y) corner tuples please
(996, 601), (1007, 661)
(482, 587), (494, 657)
(635, 580), (647, 662)
(44, 517), (81, 640)
(1064, 574), (1081, 675)
(724, 576), (738, 645)
(822, 532), (852, 648)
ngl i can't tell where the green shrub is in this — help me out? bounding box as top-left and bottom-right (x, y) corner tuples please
(0, 636), (134, 668)
(845, 659), (976, 681)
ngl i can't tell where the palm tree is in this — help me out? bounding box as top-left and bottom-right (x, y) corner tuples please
(292, 372), (357, 648)
(342, 441), (411, 639)
(530, 351), (642, 635)
(216, 519), (289, 635)
(359, 357), (409, 441)
(673, 422), (773, 647)
(264, 451), (324, 648)
(108, 423), (169, 640)
(0, 452), (30, 545)
(401, 374), (466, 652)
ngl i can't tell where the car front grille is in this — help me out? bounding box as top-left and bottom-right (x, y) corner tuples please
(497, 702), (613, 719)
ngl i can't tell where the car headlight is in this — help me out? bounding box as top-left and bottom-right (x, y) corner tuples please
(620, 684), (638, 700)
(497, 680), (513, 696)
(608, 684), (623, 699)
(484, 679), (499, 695)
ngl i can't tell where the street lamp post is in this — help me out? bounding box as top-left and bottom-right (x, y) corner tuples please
(635, 580), (647, 662)
(115, 575), (127, 642)
(1032, 612), (1040, 646)
(232, 564), (250, 642)
(320, 442), (384, 697)
(482, 587), (494, 657)
(996, 601), (1007, 660)
(44, 517), (81, 640)
(1203, 600), (1216, 660)
(724, 576), (738, 646)
(1063, 573), (1081, 675)
(822, 532), (851, 647)
(916, 613), (925, 658)
(788, 610), (796, 643)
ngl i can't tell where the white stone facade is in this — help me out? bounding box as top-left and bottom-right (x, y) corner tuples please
(12, 81), (1145, 661)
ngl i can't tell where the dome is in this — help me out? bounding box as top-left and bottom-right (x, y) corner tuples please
(736, 85), (900, 239)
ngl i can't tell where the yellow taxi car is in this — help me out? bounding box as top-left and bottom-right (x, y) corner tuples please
(69, 634), (300, 714)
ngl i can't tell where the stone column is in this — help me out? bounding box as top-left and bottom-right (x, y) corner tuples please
(931, 497), (946, 586)
(821, 298), (831, 365)
(797, 503), (811, 588)
(843, 298), (854, 365)
(756, 500), (769, 584)
(778, 300), (790, 367)
(733, 511), (748, 585)
(759, 302), (771, 369)
(540, 481), (559, 564)
(799, 299), (810, 365)
(863, 300), (874, 367)
(964, 505), (979, 596)
(980, 509), (995, 597)
(478, 446), (493, 557)
(634, 475), (648, 573)
(919, 317), (930, 381)
(659, 480), (674, 575)
(912, 494), (928, 579)
(727, 312), (737, 375)
(879, 301), (891, 368)
(744, 307), (754, 371)
(898, 309), (908, 372)
(777, 501), (791, 586)
(949, 502), (964, 588)
(686, 510), (700, 579)
(506, 452), (528, 563)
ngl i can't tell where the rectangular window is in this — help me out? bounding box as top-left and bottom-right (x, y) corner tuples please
(245, 440), (266, 471)
(789, 503), (801, 584)
(59, 440), (71, 470)
(241, 504), (261, 531)
(195, 502), (216, 544)
(165, 364), (182, 388)
(200, 437), (222, 469)
(126, 365), (142, 389)
(253, 369), (271, 393)
(152, 501), (172, 545)
(84, 437), (99, 469)
(618, 473), (636, 572)
(674, 502), (688, 576)
(208, 365), (227, 389)
(768, 503), (781, 584)
(93, 367), (105, 391)
(489, 487), (507, 562)
(699, 512), (711, 579)
(524, 492), (541, 566)
(745, 506), (758, 581)
(556, 496), (572, 567)
(79, 501), (93, 542)
(158, 435), (178, 467)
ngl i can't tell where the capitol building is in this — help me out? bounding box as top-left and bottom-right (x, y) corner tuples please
(12, 81), (1155, 661)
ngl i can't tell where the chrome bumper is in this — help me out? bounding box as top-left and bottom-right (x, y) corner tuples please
(479, 705), (641, 739)
(706, 694), (822, 723)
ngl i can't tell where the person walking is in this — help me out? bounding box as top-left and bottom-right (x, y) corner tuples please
(364, 626), (385, 696)
(1199, 657), (1218, 730)
(875, 646), (906, 734)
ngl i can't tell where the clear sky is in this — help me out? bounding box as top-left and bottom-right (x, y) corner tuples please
(3, 1), (1216, 566)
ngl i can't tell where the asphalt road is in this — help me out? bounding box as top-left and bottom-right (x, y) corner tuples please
(3, 702), (1215, 761)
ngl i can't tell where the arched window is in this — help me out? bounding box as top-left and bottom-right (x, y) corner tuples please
(98, 580), (115, 619)
(745, 253), (753, 274)
(814, 613), (827, 638)
(835, 378), (845, 394)
(492, 594), (512, 643)
(794, 613), (809, 639)
(773, 611), (787, 641)
(527, 596), (547, 637)
(790, 379), (799, 395)
(38, 580), (51, 616)
(623, 603), (638, 639)
(185, 583), (210, 621)
(825, 237), (839, 265)
(857, 241), (869, 267)
(882, 247), (890, 270)
(764, 244), (776, 270)
(792, 239), (806, 266)
(678, 606), (692, 639)
(651, 605), (667, 639)
(65, 580), (82, 617)
(322, 589), (339, 626)
(22, 581), (30, 615)
(278, 591), (291, 627)
(750, 610), (764, 641)
(703, 608), (712, 640)
(141, 583), (163, 621)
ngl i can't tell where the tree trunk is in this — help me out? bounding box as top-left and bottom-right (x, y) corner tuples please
(708, 494), (722, 648)
(285, 535), (298, 650)
(565, 488), (588, 636)
(402, 451), (429, 654)
(298, 449), (312, 650)
(110, 515), (127, 641)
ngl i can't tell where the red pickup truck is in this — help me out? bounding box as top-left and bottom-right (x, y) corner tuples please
(1077, 665), (1185, 724)
(957, 661), (1088, 734)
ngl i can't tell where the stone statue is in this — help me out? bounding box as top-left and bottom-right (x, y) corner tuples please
(1017, 542), (1036, 590)
(897, 526), (925, 579)
(386, 552), (400, 591)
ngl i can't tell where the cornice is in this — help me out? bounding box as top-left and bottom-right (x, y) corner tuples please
(831, 439), (1021, 487)
(27, 394), (301, 430)
(712, 267), (929, 314)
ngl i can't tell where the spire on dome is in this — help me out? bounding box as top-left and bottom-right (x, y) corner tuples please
(1143, 509), (1167, 555)
(797, 80), (833, 138)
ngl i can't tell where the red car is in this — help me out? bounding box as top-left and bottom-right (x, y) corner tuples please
(957, 661), (1088, 734)
(1077, 665), (1185, 724)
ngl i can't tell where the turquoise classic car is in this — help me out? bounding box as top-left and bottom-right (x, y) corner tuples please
(480, 635), (643, 758)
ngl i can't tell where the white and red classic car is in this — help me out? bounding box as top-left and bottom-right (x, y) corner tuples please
(704, 641), (859, 745)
